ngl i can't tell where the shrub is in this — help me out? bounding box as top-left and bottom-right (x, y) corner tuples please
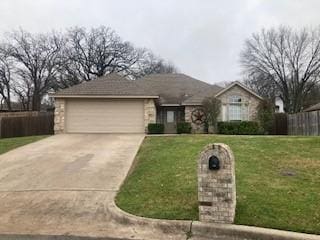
(217, 121), (261, 135)
(202, 96), (221, 133)
(257, 100), (275, 134)
(177, 122), (192, 134)
(148, 123), (164, 134)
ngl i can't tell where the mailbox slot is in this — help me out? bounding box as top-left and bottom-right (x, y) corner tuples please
(208, 155), (220, 170)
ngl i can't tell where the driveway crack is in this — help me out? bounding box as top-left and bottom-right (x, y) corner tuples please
(186, 220), (193, 240)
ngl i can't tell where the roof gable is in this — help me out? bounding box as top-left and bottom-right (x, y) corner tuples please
(215, 81), (263, 100)
(304, 102), (320, 112)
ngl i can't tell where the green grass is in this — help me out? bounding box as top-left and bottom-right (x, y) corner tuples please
(116, 135), (320, 234)
(0, 135), (48, 155)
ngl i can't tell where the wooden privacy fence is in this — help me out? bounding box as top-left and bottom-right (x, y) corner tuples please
(272, 113), (288, 135)
(288, 110), (320, 136)
(0, 112), (54, 138)
(0, 111), (39, 118)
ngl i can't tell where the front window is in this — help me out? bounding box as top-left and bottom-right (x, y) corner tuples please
(166, 111), (175, 123)
(228, 95), (248, 121)
(229, 104), (241, 121)
(229, 95), (242, 103)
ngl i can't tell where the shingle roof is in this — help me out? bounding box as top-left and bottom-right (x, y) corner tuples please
(182, 85), (223, 105)
(54, 73), (154, 96)
(54, 73), (224, 105)
(304, 102), (320, 112)
(136, 73), (222, 105)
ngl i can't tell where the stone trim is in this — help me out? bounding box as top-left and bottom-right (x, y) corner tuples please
(144, 99), (156, 132)
(54, 98), (65, 134)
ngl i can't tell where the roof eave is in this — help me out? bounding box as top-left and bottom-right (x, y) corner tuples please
(160, 103), (181, 106)
(181, 102), (202, 106)
(50, 94), (159, 99)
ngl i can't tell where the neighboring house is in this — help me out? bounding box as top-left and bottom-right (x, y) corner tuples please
(275, 96), (284, 113)
(304, 102), (320, 112)
(52, 73), (263, 134)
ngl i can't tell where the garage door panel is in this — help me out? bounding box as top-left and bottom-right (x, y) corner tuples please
(66, 99), (145, 133)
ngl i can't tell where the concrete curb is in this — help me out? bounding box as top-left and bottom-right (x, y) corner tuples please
(191, 221), (320, 240)
(108, 201), (192, 237)
(0, 234), (133, 240)
(110, 201), (320, 240)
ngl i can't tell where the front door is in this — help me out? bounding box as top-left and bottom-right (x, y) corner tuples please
(165, 110), (176, 133)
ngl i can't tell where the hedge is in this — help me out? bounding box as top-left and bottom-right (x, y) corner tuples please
(177, 122), (192, 134)
(148, 123), (164, 134)
(217, 121), (261, 135)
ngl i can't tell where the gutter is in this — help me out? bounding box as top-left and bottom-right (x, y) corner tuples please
(49, 94), (159, 99)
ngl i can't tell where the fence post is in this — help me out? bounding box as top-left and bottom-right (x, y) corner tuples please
(288, 114), (292, 135)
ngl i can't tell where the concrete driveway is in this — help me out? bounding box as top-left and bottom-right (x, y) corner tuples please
(0, 134), (146, 238)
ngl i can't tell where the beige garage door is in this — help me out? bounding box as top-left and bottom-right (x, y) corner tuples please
(66, 99), (145, 133)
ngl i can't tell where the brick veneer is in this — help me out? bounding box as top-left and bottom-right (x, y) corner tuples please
(198, 143), (236, 223)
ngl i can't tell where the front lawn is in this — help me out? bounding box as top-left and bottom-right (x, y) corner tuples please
(116, 135), (320, 234)
(0, 135), (48, 155)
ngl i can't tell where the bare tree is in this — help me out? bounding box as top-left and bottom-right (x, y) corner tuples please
(0, 26), (178, 111)
(133, 52), (178, 78)
(244, 72), (278, 100)
(57, 26), (145, 87)
(57, 26), (178, 87)
(6, 29), (64, 110)
(12, 76), (32, 111)
(0, 46), (13, 110)
(241, 26), (320, 113)
(303, 82), (320, 109)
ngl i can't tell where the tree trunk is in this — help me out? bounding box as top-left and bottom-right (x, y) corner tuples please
(6, 91), (11, 111)
(32, 93), (41, 111)
(208, 124), (218, 134)
(282, 94), (291, 113)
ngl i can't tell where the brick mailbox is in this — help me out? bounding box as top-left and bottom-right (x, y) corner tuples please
(198, 143), (236, 223)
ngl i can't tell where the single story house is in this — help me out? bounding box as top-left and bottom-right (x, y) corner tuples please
(52, 73), (263, 134)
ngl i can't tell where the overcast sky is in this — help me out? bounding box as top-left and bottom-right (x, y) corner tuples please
(0, 0), (319, 84)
